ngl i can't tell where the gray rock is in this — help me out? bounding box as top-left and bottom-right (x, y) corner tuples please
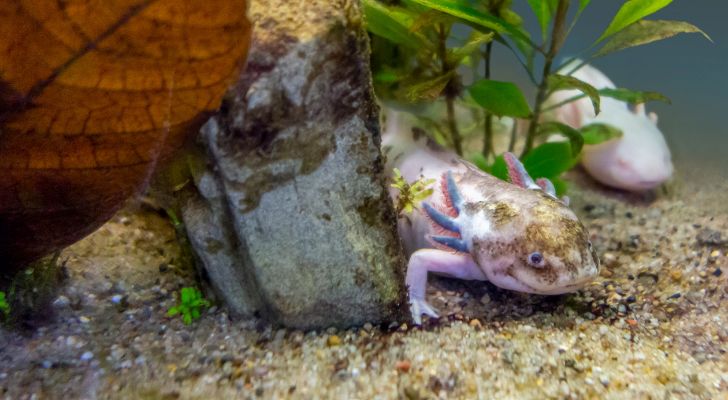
(181, 0), (408, 329)
(696, 227), (725, 247)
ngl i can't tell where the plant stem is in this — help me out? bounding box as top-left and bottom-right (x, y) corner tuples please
(508, 119), (518, 152)
(542, 93), (587, 113)
(437, 23), (462, 156)
(446, 96), (462, 156)
(481, 41), (493, 158)
(522, 0), (570, 157)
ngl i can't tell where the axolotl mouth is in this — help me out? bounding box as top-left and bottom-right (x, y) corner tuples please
(484, 255), (599, 296)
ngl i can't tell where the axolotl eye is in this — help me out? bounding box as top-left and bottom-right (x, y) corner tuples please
(528, 252), (545, 268)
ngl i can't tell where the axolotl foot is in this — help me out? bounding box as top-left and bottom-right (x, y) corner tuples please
(409, 298), (439, 325)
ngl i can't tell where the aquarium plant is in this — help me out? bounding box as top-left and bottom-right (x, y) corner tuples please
(391, 168), (437, 215)
(0, 291), (10, 321)
(363, 0), (709, 193)
(167, 287), (211, 325)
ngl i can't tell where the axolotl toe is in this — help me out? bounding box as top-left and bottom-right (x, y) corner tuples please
(383, 109), (600, 324)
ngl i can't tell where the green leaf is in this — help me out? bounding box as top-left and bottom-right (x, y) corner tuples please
(448, 31), (494, 65)
(407, 0), (533, 46)
(183, 314), (192, 325)
(522, 142), (580, 179)
(374, 69), (401, 84)
(580, 123), (623, 145)
(537, 122), (584, 156)
(409, 9), (455, 33)
(180, 288), (192, 303)
(599, 88), (671, 105)
(402, 72), (455, 102)
(167, 307), (180, 317)
(595, 19), (711, 57)
(527, 0), (552, 39)
(548, 74), (601, 115)
(489, 154), (508, 182)
(596, 0), (672, 43)
(469, 80), (531, 118)
(362, 0), (429, 49)
(469, 153), (489, 172)
(578, 0), (591, 13)
(483, 150), (573, 196)
(551, 176), (569, 197)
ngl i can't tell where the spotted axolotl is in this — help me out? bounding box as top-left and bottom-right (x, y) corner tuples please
(382, 109), (600, 324)
(544, 61), (673, 191)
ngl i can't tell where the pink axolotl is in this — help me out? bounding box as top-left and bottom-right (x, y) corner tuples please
(544, 61), (673, 191)
(382, 109), (600, 324)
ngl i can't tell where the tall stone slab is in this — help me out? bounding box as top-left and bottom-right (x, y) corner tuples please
(181, 0), (408, 328)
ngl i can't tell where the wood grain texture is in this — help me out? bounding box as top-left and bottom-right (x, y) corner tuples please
(0, 0), (251, 272)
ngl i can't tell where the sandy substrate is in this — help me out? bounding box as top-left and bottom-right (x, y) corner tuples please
(1, 168), (726, 400)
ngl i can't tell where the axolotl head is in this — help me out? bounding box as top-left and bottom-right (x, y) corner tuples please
(429, 154), (599, 295)
(468, 189), (600, 295)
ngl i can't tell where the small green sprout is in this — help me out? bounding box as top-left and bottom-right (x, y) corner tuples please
(0, 291), (10, 320)
(167, 287), (210, 325)
(391, 168), (436, 215)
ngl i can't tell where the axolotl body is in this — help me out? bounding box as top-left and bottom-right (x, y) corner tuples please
(545, 61), (674, 191)
(383, 110), (600, 323)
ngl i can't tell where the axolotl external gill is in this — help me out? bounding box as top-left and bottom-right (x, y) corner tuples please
(383, 110), (600, 324)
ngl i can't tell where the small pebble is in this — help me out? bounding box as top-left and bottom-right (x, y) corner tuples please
(80, 351), (94, 361)
(41, 360), (53, 369)
(52, 296), (70, 308)
(110, 294), (124, 304)
(327, 335), (341, 347)
(696, 228), (724, 246)
(668, 293), (681, 300)
(712, 268), (722, 277)
(395, 360), (411, 373)
(670, 270), (682, 281)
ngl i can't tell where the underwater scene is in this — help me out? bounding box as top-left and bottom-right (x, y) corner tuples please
(0, 0), (725, 398)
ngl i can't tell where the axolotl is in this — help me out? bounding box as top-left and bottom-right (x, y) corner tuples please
(382, 109), (600, 324)
(544, 61), (673, 191)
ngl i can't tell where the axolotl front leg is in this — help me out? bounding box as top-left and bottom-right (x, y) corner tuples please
(405, 172), (487, 324)
(407, 249), (485, 324)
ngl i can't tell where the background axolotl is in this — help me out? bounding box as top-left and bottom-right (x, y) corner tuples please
(544, 61), (674, 191)
(382, 109), (600, 324)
